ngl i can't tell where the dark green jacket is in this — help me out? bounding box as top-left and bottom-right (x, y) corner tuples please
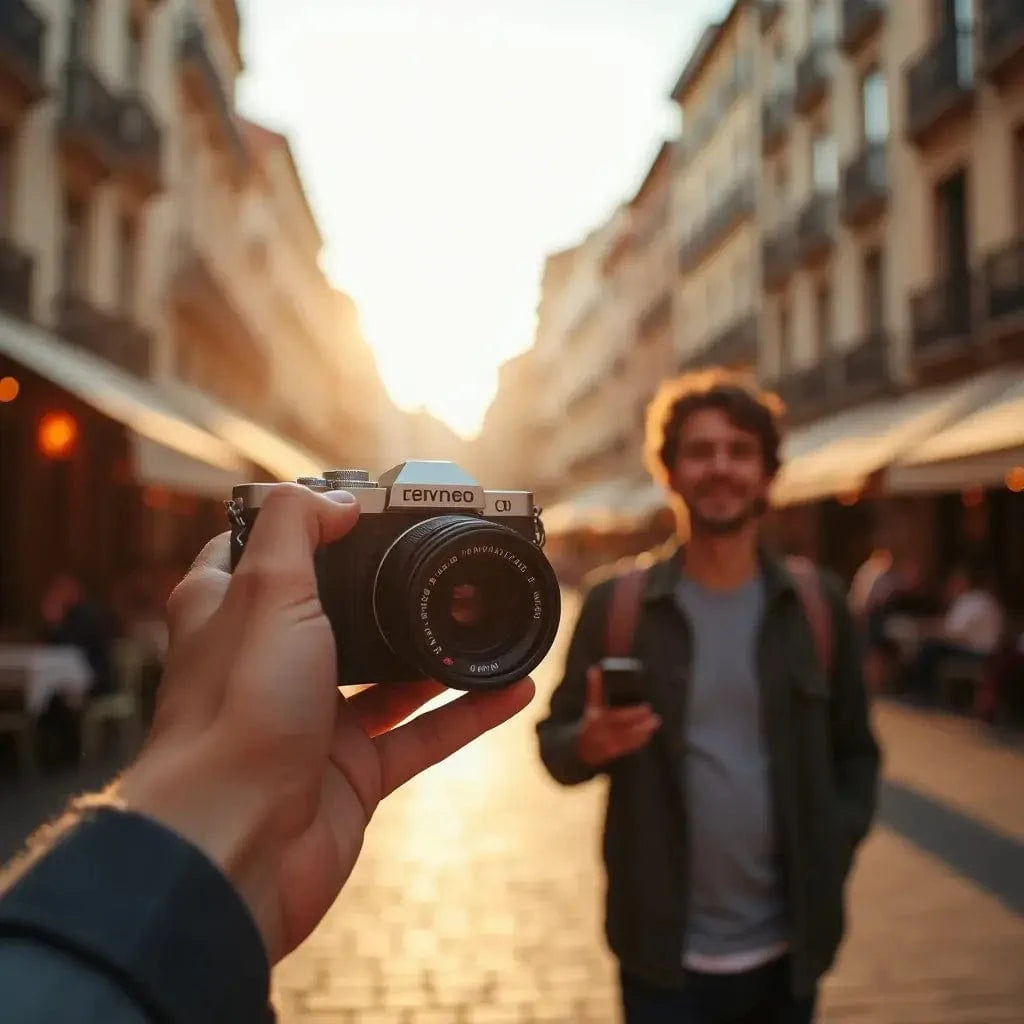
(536, 545), (880, 998)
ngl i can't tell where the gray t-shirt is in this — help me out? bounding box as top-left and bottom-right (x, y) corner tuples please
(675, 572), (788, 960)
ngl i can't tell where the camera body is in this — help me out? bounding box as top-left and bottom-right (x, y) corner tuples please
(227, 461), (560, 690)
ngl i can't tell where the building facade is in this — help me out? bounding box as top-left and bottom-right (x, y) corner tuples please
(0, 0), (387, 629)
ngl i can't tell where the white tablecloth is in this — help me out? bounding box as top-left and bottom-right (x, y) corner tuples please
(0, 645), (94, 716)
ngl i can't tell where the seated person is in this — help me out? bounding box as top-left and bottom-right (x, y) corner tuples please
(909, 563), (1004, 702)
(40, 573), (115, 698)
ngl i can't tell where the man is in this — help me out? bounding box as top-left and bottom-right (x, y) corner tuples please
(537, 370), (880, 1024)
(40, 573), (115, 696)
(0, 484), (534, 1022)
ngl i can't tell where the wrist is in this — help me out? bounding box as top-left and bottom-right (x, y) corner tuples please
(115, 737), (283, 955)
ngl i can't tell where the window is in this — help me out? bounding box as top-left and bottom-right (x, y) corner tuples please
(69, 0), (96, 63)
(0, 130), (12, 234)
(811, 129), (838, 191)
(810, 0), (835, 45)
(863, 248), (884, 332)
(119, 216), (138, 314)
(127, 16), (144, 89)
(814, 280), (833, 359)
(61, 195), (88, 294)
(861, 67), (888, 143)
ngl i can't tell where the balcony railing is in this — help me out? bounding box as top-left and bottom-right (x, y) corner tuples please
(60, 61), (121, 171)
(760, 1), (783, 32)
(981, 236), (1024, 328)
(115, 94), (162, 195)
(906, 28), (975, 144)
(0, 237), (33, 321)
(761, 91), (793, 154)
(678, 179), (755, 272)
(840, 142), (888, 226)
(841, 0), (886, 54)
(0, 0), (47, 106)
(910, 271), (974, 357)
(704, 314), (758, 367)
(178, 22), (248, 172)
(981, 0), (1024, 83)
(762, 220), (799, 290)
(56, 291), (153, 378)
(797, 192), (837, 264)
(795, 43), (832, 113)
(841, 330), (890, 390)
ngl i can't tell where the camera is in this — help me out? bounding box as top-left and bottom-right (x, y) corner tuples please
(226, 461), (561, 690)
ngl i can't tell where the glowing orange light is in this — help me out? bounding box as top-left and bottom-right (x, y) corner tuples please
(1006, 467), (1024, 494)
(961, 486), (984, 508)
(838, 491), (860, 507)
(0, 376), (19, 403)
(37, 411), (78, 459)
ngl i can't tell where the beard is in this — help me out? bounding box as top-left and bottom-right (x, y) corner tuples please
(686, 486), (767, 536)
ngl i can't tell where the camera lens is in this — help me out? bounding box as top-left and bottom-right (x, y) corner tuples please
(373, 515), (560, 690)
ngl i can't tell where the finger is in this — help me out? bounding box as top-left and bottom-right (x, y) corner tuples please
(600, 705), (657, 729)
(166, 533), (232, 643)
(608, 722), (660, 758)
(345, 679), (447, 738)
(585, 666), (604, 710)
(374, 678), (535, 797)
(228, 486), (359, 610)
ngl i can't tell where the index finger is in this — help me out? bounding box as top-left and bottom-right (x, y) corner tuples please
(228, 484), (359, 607)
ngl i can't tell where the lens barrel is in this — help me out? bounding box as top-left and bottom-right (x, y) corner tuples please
(373, 515), (560, 689)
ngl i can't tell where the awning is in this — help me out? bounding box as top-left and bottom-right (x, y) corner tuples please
(0, 312), (243, 475)
(160, 382), (327, 481)
(886, 370), (1024, 493)
(771, 369), (1013, 507)
(131, 435), (241, 499)
(544, 478), (668, 535)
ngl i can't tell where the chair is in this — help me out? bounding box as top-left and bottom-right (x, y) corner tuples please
(80, 639), (145, 764)
(0, 666), (38, 777)
(935, 655), (990, 712)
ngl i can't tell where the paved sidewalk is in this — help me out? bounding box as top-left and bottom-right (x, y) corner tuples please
(271, 593), (1024, 1023)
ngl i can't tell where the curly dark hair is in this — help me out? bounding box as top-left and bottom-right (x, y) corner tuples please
(643, 368), (785, 486)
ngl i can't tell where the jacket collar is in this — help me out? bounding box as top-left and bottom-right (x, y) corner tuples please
(641, 538), (798, 605)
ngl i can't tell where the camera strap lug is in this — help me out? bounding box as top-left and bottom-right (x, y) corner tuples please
(532, 506), (546, 549)
(224, 496), (249, 548)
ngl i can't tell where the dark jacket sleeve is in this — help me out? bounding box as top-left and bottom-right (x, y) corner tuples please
(823, 573), (882, 865)
(0, 807), (274, 1024)
(536, 580), (613, 785)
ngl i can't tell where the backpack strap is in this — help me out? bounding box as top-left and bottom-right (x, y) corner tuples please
(603, 568), (647, 658)
(784, 555), (834, 680)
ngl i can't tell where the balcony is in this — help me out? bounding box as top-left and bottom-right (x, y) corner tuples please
(796, 192), (837, 265)
(58, 62), (120, 186)
(0, 237), (33, 321)
(906, 29), (975, 146)
(114, 94), (162, 200)
(762, 220), (798, 290)
(0, 0), (47, 127)
(841, 0), (886, 55)
(637, 291), (671, 341)
(55, 291), (153, 378)
(840, 329), (890, 393)
(691, 315), (759, 370)
(678, 179), (755, 273)
(774, 360), (834, 418)
(177, 22), (248, 175)
(840, 142), (888, 226)
(761, 91), (793, 154)
(910, 271), (974, 362)
(981, 237), (1024, 340)
(794, 43), (832, 114)
(981, 0), (1024, 86)
(760, 0), (783, 33)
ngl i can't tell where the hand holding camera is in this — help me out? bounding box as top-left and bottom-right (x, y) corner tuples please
(576, 663), (662, 768)
(118, 481), (535, 963)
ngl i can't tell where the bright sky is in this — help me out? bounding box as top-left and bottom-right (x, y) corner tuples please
(238, 0), (728, 438)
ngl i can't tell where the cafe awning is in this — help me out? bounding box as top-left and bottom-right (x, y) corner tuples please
(771, 369), (1012, 507)
(0, 312), (243, 475)
(885, 370), (1024, 494)
(160, 382), (327, 481)
(544, 477), (668, 535)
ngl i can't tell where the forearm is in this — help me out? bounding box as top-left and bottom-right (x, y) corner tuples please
(537, 719), (599, 786)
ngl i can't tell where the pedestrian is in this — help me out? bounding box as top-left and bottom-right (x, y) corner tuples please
(537, 369), (880, 1024)
(0, 484), (534, 1023)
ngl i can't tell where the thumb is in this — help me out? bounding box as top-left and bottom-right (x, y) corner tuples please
(585, 665), (605, 711)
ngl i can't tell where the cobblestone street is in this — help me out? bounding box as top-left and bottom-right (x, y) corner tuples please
(271, 593), (1024, 1024)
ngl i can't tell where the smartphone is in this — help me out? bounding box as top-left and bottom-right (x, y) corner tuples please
(599, 656), (647, 708)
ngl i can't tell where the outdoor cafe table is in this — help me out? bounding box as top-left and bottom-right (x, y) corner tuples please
(0, 645), (93, 715)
